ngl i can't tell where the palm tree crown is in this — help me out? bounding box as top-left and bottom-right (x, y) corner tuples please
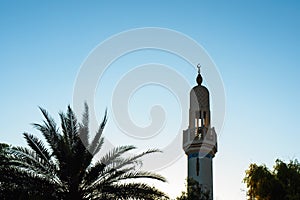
(1, 103), (168, 200)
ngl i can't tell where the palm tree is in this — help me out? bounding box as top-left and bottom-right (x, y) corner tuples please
(2, 104), (168, 200)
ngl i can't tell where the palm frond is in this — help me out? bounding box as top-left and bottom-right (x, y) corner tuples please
(59, 112), (71, 149)
(112, 148), (161, 171)
(88, 109), (107, 155)
(38, 107), (57, 131)
(0, 165), (63, 198)
(99, 182), (168, 200)
(32, 107), (61, 156)
(109, 170), (167, 184)
(83, 161), (106, 186)
(9, 147), (58, 177)
(79, 102), (89, 147)
(66, 105), (78, 144)
(99, 145), (136, 166)
(23, 132), (52, 161)
(91, 137), (104, 157)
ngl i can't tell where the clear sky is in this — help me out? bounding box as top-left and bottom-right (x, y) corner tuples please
(1, 1), (300, 199)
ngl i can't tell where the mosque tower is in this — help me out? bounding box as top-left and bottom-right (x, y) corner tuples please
(182, 65), (218, 199)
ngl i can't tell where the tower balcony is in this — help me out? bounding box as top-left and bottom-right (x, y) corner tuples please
(183, 127), (217, 156)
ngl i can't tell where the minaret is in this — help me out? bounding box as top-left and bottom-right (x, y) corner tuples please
(183, 64), (217, 199)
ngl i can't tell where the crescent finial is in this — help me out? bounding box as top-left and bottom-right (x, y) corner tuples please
(197, 64), (201, 74)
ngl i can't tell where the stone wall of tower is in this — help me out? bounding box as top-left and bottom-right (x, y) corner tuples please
(188, 153), (213, 199)
(189, 85), (211, 129)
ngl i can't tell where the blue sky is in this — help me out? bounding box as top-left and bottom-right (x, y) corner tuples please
(1, 1), (300, 199)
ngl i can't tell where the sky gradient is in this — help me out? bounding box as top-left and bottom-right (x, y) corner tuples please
(1, 1), (300, 199)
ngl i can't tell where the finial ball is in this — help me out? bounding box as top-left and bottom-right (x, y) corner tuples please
(196, 74), (203, 85)
(196, 64), (202, 85)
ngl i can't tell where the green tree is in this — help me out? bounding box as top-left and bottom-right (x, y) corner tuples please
(176, 178), (210, 200)
(244, 159), (300, 200)
(0, 143), (9, 164)
(1, 104), (168, 200)
(0, 143), (12, 198)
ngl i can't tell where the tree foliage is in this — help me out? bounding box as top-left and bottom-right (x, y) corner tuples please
(244, 159), (300, 200)
(0, 143), (13, 199)
(176, 178), (210, 200)
(0, 104), (168, 200)
(0, 143), (9, 163)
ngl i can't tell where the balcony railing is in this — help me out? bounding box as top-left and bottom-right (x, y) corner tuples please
(183, 127), (217, 148)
